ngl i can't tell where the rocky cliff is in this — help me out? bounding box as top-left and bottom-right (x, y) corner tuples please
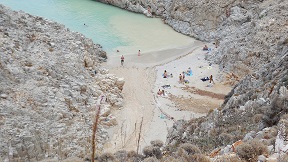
(0, 5), (124, 161)
(1, 0), (288, 161)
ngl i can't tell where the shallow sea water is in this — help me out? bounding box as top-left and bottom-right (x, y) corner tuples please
(0, 0), (195, 55)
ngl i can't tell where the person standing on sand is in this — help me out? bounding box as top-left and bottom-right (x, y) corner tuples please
(179, 74), (183, 83)
(138, 50), (141, 56)
(163, 70), (168, 78)
(209, 75), (215, 84)
(182, 71), (185, 80)
(121, 55), (124, 66)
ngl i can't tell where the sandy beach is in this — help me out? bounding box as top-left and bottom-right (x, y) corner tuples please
(102, 41), (231, 153)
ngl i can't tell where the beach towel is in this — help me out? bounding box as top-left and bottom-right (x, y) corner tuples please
(201, 77), (209, 82)
(161, 85), (171, 89)
(188, 70), (193, 76)
(184, 70), (193, 76)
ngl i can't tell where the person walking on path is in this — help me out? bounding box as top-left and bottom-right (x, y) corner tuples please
(121, 55), (124, 66)
(138, 50), (141, 56)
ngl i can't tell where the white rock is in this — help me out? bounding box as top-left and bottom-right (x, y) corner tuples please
(0, 94), (8, 99)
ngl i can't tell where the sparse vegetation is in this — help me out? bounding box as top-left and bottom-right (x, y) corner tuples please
(178, 143), (201, 155)
(236, 140), (268, 162)
(98, 152), (115, 162)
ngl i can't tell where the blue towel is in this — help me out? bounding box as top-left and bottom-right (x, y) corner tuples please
(189, 70), (193, 76)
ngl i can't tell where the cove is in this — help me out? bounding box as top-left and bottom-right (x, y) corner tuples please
(0, 0), (195, 55)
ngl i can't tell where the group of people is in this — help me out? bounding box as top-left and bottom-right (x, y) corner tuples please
(119, 50), (141, 66)
(157, 89), (165, 96)
(163, 70), (173, 78)
(179, 73), (185, 83)
(179, 72), (190, 84)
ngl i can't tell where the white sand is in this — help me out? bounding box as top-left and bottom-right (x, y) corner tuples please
(102, 41), (231, 153)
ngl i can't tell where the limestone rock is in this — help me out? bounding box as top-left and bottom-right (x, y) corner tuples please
(115, 78), (125, 91)
(0, 94), (8, 99)
(0, 4), (123, 161)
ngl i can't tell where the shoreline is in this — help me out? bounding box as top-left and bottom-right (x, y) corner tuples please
(102, 41), (232, 153)
(104, 40), (203, 68)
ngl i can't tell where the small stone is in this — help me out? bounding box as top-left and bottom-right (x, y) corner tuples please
(0, 94), (8, 99)
(258, 155), (266, 162)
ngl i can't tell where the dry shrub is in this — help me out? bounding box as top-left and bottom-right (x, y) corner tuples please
(219, 133), (234, 145)
(153, 147), (162, 159)
(61, 157), (83, 162)
(143, 146), (154, 157)
(127, 151), (137, 158)
(160, 156), (179, 162)
(213, 154), (244, 162)
(127, 150), (143, 162)
(143, 157), (159, 162)
(114, 150), (127, 162)
(262, 96), (288, 127)
(253, 114), (263, 123)
(178, 143), (201, 155)
(209, 128), (218, 137)
(161, 156), (187, 162)
(143, 146), (162, 159)
(188, 154), (210, 162)
(98, 152), (115, 162)
(236, 140), (268, 162)
(151, 140), (164, 147)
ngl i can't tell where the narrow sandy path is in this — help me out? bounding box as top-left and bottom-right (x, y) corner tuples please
(103, 67), (156, 152)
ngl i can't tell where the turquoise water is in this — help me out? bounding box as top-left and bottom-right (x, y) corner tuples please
(0, 0), (194, 55)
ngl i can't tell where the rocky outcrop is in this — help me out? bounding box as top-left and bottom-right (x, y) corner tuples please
(97, 0), (153, 17)
(0, 5), (123, 161)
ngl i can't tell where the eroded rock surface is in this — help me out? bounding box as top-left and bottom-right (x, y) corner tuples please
(0, 5), (123, 161)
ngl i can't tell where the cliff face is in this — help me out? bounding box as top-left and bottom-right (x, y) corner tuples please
(97, 0), (232, 41)
(0, 5), (124, 161)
